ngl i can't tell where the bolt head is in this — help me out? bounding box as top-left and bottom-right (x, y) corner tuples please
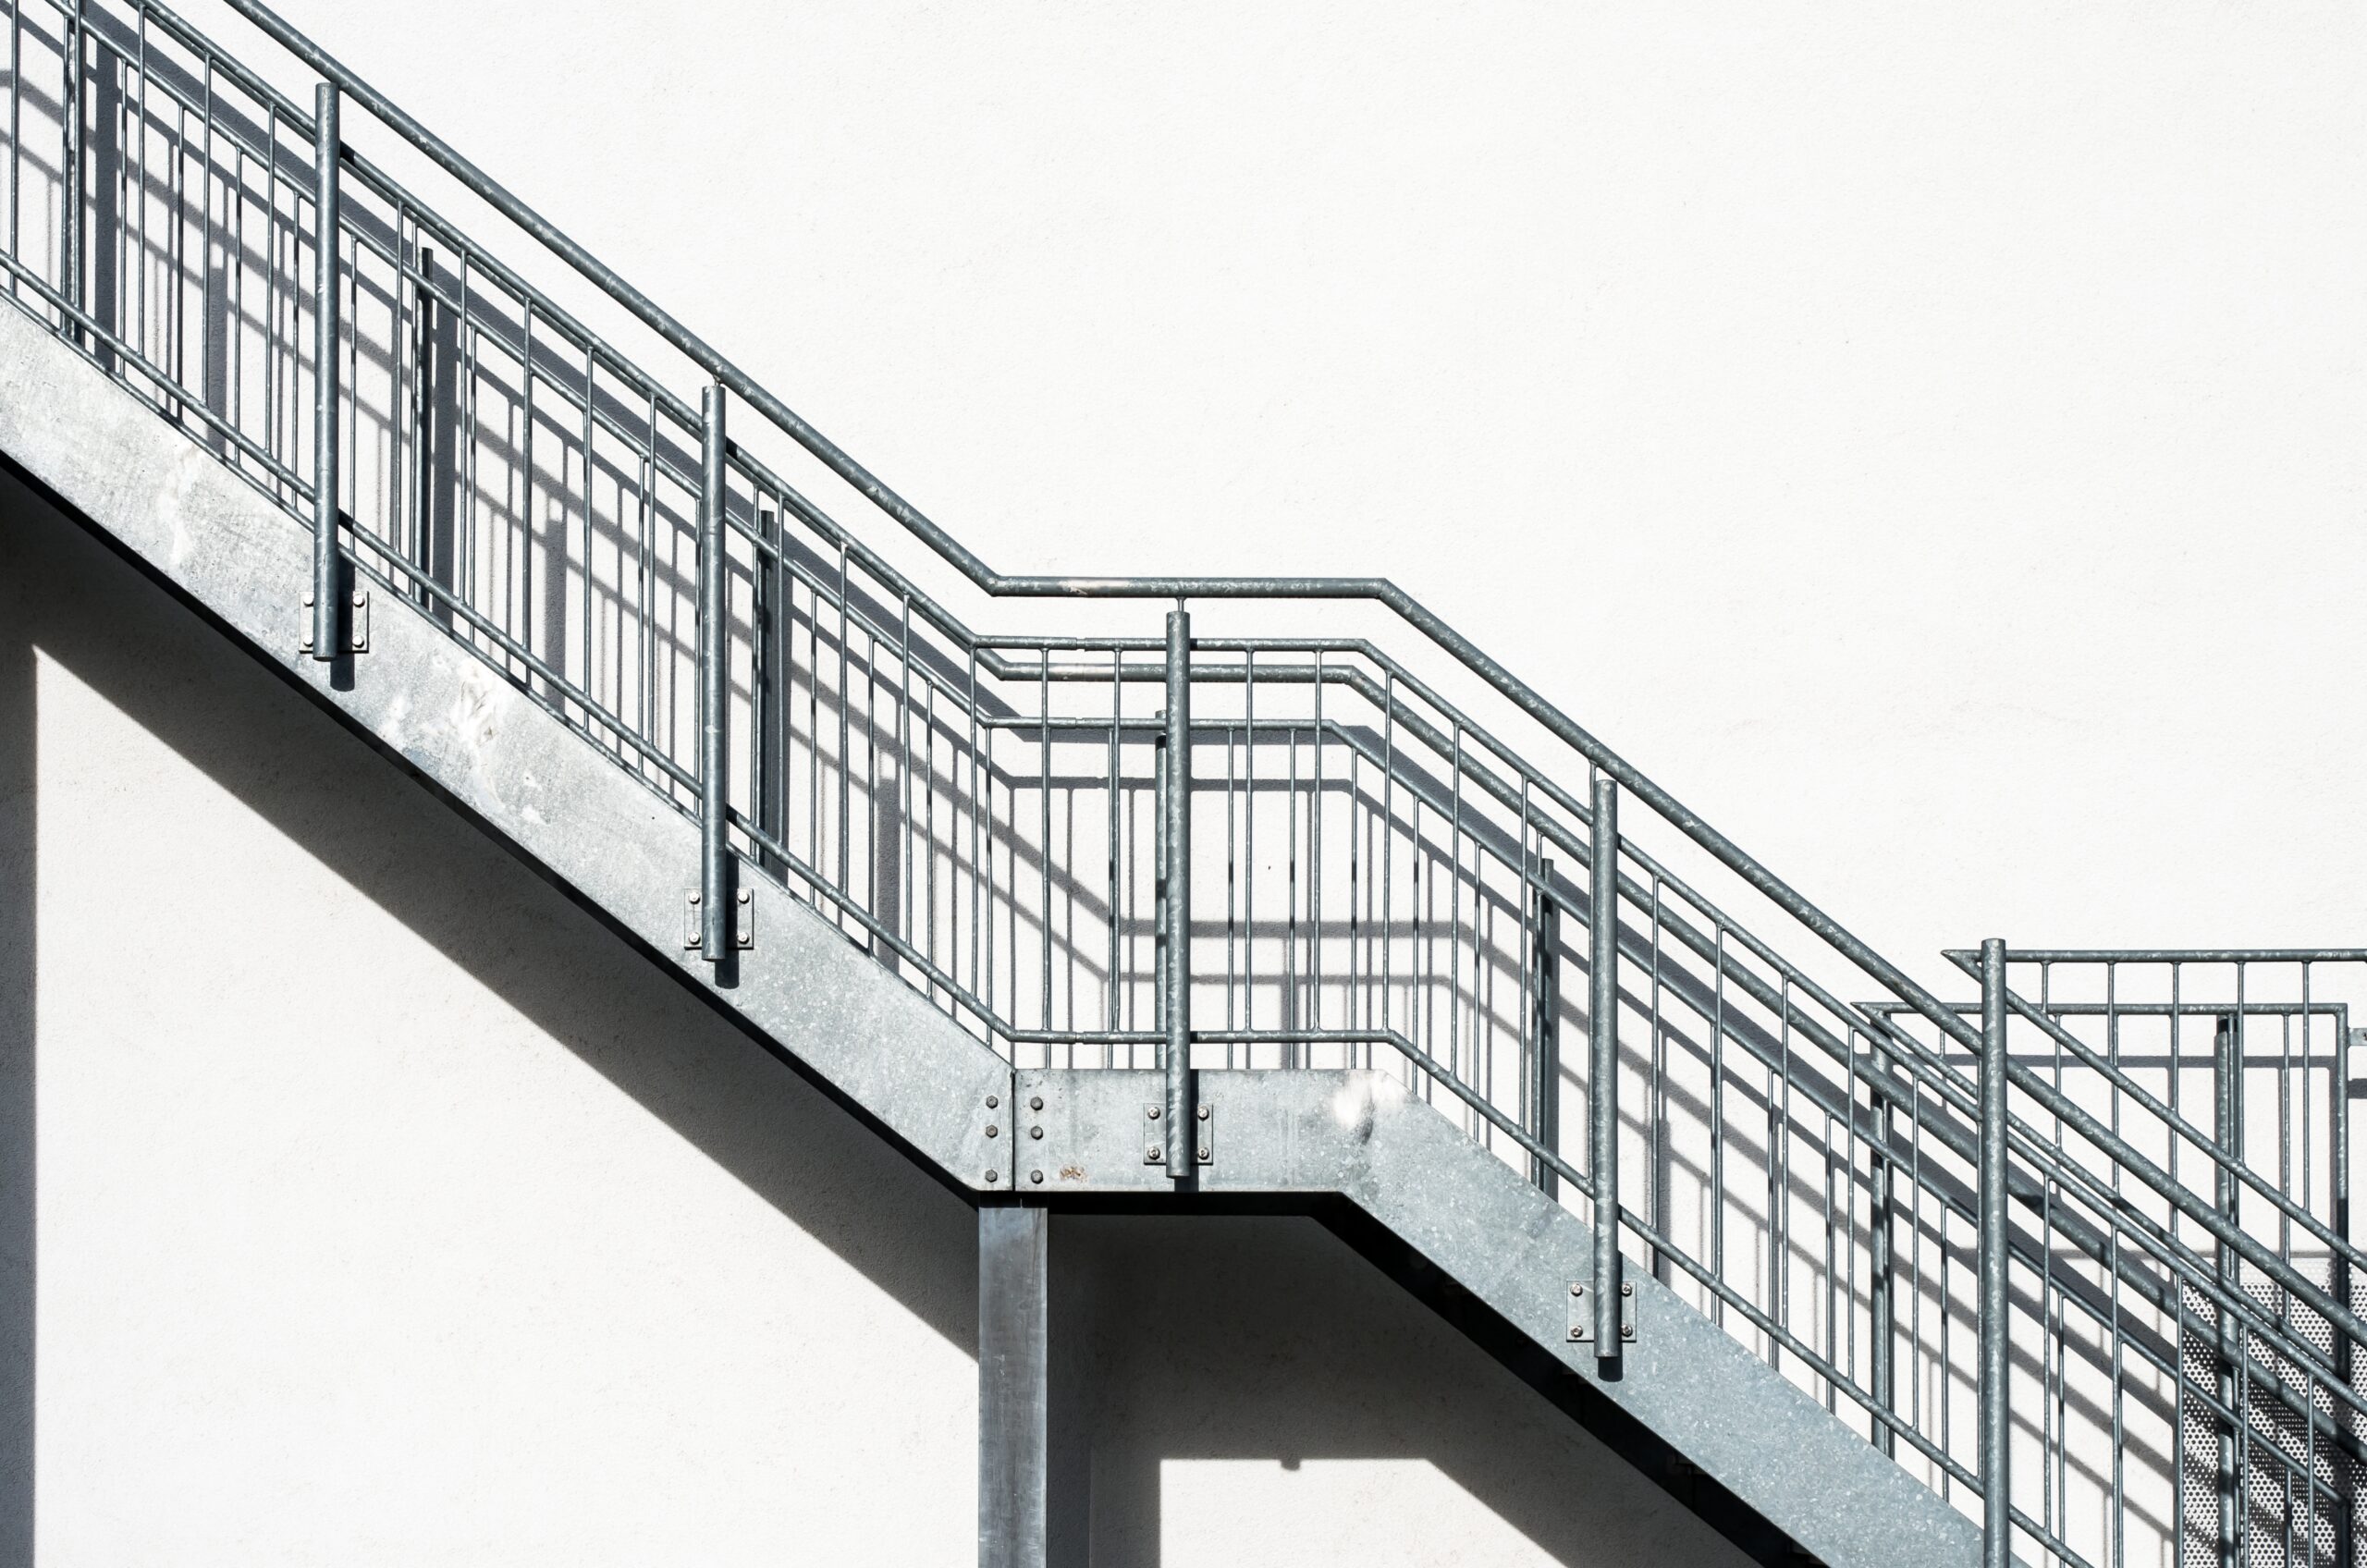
(1029, 1126), (1043, 1140)
(1570, 1283), (1584, 1296)
(1147, 1107), (1160, 1121)
(986, 1095), (1000, 1109)
(986, 1125), (999, 1138)
(302, 594), (314, 607)
(738, 890), (751, 903)
(1196, 1146), (1209, 1160)
(1621, 1282), (1633, 1296)
(1147, 1146), (1163, 1161)
(351, 592), (365, 607)
(1568, 1328), (1583, 1341)
(986, 1170), (1000, 1183)
(1030, 1170), (1044, 1184)
(1029, 1096), (1044, 1111)
(1196, 1106), (1210, 1121)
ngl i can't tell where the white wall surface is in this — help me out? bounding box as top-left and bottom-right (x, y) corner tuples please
(174, 0), (2367, 959)
(0, 489), (1744, 1562)
(6, 1), (2365, 1562)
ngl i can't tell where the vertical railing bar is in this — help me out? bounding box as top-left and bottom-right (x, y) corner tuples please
(1163, 605), (1193, 1177)
(1380, 669), (1394, 1060)
(2214, 986), (2241, 1568)
(1648, 875), (1665, 1281)
(1711, 922), (1726, 1332)
(1980, 936), (2010, 1568)
(1037, 658), (1050, 1040)
(696, 380), (728, 962)
(836, 536), (851, 902)
(61, 0), (80, 336)
(305, 79), (337, 659)
(1108, 646), (1122, 1060)
(1220, 657), (1235, 1063)
(1589, 774), (1620, 1358)
(6, 0), (20, 306)
(899, 594), (915, 969)
(1530, 851), (1559, 1200)
(1311, 647), (1323, 1042)
(1516, 779), (1533, 1147)
(966, 643), (983, 1026)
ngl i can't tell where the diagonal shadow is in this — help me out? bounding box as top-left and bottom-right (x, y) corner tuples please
(0, 463), (980, 1370)
(0, 498), (34, 1568)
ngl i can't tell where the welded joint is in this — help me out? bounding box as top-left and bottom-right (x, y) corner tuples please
(682, 888), (752, 951)
(1142, 1100), (1212, 1167)
(1566, 1279), (1635, 1345)
(298, 589), (367, 655)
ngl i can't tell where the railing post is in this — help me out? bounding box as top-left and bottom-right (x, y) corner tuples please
(1530, 857), (1559, 1199)
(409, 242), (436, 606)
(1162, 606), (1193, 1179)
(1588, 776), (1620, 1358)
(308, 81), (342, 661)
(60, 0), (82, 335)
(699, 383), (730, 962)
(1979, 937), (2011, 1568)
(1868, 1033), (1895, 1458)
(2213, 1011), (2242, 1568)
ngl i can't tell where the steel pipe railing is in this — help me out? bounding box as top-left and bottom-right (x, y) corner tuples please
(13, 6), (2364, 1563)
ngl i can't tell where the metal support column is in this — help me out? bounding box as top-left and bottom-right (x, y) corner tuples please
(698, 382), (730, 962)
(1588, 776), (1620, 1357)
(1162, 606), (1193, 1177)
(1530, 856), (1560, 1198)
(308, 82), (342, 661)
(979, 1206), (1087, 1568)
(1980, 937), (2011, 1568)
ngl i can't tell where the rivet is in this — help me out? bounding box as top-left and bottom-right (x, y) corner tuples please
(986, 1170), (1000, 1183)
(1568, 1328), (1583, 1341)
(1147, 1146), (1163, 1161)
(1147, 1107), (1161, 1121)
(738, 890), (751, 903)
(1196, 1106), (1210, 1121)
(351, 592), (364, 607)
(1621, 1282), (1633, 1296)
(301, 593), (313, 606)
(986, 1125), (999, 1138)
(689, 892), (701, 904)
(1029, 1096), (1044, 1111)
(986, 1095), (1000, 1109)
(1030, 1170), (1043, 1184)
(1570, 1283), (1584, 1297)
(1030, 1126), (1043, 1140)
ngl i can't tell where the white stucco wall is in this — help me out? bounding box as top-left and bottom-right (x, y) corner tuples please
(0, 489), (1741, 1562)
(5, 2), (2364, 1562)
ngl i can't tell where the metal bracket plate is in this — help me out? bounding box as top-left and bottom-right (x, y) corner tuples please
(298, 589), (368, 654)
(682, 888), (754, 950)
(1141, 1101), (1214, 1167)
(1566, 1279), (1637, 1345)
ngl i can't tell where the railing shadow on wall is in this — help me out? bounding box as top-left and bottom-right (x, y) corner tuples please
(8, 3), (2367, 1565)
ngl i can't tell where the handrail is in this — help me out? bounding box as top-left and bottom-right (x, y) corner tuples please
(27, 10), (2362, 1560)
(209, 0), (1994, 1093)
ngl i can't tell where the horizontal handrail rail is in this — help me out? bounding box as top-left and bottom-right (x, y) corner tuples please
(210, 0), (1998, 1106)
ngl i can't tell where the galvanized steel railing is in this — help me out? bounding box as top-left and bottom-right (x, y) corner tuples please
(4, 4), (2357, 1562)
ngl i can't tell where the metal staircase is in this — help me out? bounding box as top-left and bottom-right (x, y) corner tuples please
(0, 4), (2356, 1563)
